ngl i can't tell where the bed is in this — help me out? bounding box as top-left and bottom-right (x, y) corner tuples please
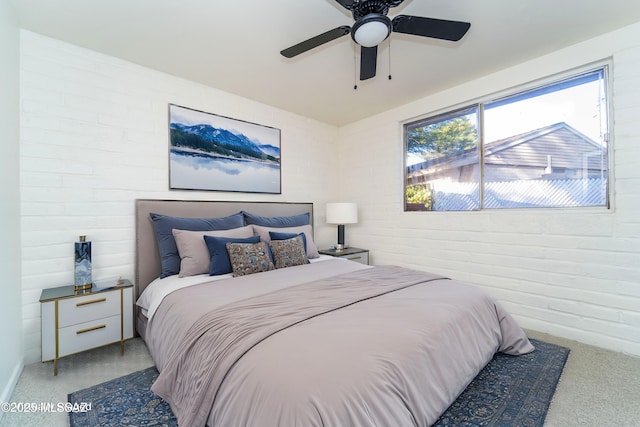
(135, 199), (534, 427)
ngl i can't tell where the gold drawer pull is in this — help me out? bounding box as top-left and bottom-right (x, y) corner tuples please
(347, 256), (361, 261)
(76, 297), (106, 307)
(76, 324), (106, 334)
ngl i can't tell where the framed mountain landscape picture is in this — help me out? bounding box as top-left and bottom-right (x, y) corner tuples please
(168, 104), (281, 193)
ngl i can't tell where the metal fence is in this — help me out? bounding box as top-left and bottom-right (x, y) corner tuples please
(431, 177), (607, 210)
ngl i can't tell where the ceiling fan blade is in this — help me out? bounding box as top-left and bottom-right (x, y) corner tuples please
(392, 15), (471, 41)
(387, 0), (408, 7)
(334, 0), (355, 10)
(360, 46), (377, 80)
(281, 26), (351, 58)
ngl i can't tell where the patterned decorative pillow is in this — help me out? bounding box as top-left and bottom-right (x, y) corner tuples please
(269, 231), (307, 252)
(269, 236), (308, 269)
(204, 235), (261, 276)
(251, 224), (320, 259)
(226, 241), (275, 277)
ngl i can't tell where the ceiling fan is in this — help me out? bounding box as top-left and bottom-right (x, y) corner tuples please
(280, 0), (471, 81)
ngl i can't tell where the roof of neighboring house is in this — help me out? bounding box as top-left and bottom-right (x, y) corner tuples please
(408, 122), (605, 174)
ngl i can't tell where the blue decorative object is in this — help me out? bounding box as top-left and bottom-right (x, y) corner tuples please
(74, 235), (92, 290)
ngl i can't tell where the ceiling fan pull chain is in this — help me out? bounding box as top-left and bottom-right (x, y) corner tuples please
(388, 36), (392, 80)
(354, 48), (358, 90)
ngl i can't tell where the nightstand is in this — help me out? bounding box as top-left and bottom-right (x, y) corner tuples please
(40, 280), (134, 375)
(319, 247), (369, 265)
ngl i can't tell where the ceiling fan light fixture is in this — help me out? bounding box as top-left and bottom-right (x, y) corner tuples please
(351, 13), (391, 47)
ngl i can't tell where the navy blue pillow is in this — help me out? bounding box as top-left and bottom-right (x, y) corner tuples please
(269, 231), (308, 252)
(150, 212), (244, 278)
(243, 211), (310, 228)
(204, 235), (260, 276)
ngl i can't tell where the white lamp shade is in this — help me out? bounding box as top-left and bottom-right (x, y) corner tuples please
(326, 203), (358, 224)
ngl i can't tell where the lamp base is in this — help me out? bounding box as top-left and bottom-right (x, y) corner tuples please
(337, 224), (345, 246)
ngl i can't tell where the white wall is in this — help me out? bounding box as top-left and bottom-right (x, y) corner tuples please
(0, 0), (23, 414)
(338, 22), (640, 356)
(19, 31), (340, 364)
(16, 21), (640, 369)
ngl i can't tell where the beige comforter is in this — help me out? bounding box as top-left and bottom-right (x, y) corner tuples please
(147, 261), (533, 427)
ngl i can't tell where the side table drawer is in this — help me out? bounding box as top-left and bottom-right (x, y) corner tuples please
(58, 314), (121, 357)
(340, 252), (369, 264)
(58, 291), (120, 327)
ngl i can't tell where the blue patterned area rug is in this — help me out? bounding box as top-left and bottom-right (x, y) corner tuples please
(433, 339), (569, 426)
(68, 338), (568, 427)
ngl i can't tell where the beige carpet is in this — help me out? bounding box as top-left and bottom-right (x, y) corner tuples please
(2, 332), (639, 427)
(1, 339), (153, 427)
(525, 330), (640, 427)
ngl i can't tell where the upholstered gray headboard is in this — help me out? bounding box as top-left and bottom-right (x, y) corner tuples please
(135, 199), (314, 296)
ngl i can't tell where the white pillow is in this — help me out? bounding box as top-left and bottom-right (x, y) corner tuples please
(172, 226), (254, 277)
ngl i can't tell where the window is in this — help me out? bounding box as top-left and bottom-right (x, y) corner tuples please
(404, 67), (609, 211)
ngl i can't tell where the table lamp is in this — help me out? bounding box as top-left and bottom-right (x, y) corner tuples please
(326, 203), (358, 251)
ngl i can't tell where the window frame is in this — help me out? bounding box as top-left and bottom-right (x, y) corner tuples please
(402, 62), (612, 213)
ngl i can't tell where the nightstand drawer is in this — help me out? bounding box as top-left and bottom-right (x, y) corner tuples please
(58, 314), (121, 357)
(342, 252), (369, 264)
(58, 291), (120, 327)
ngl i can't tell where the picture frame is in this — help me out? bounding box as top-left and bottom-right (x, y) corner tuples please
(168, 104), (281, 193)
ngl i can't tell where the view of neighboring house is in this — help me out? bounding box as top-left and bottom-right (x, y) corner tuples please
(406, 122), (608, 210)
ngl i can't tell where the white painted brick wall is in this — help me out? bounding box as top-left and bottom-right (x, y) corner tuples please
(18, 23), (640, 365)
(19, 31), (339, 364)
(338, 22), (640, 357)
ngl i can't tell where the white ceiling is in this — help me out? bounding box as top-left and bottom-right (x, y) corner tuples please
(10, 0), (640, 126)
